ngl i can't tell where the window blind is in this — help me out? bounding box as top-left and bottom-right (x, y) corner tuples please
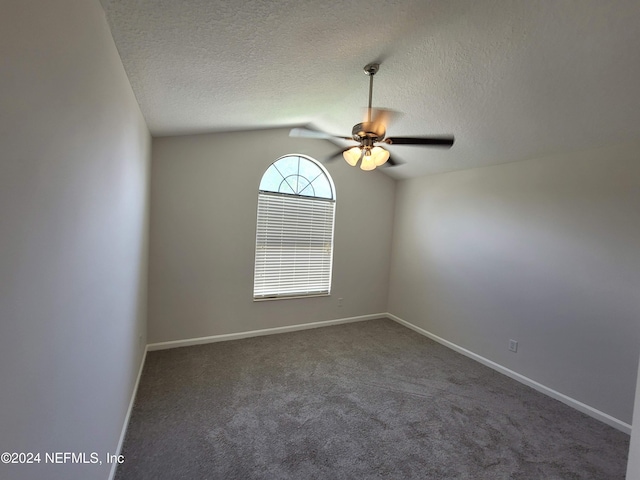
(254, 191), (335, 299)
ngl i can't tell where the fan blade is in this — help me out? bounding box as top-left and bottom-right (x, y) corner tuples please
(325, 148), (350, 162)
(362, 108), (399, 136)
(384, 136), (454, 147)
(369, 108), (399, 130)
(386, 154), (398, 166)
(289, 127), (351, 141)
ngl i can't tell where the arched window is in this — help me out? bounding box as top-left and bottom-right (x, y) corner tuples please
(254, 155), (336, 299)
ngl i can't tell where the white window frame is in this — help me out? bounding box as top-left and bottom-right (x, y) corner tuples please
(253, 155), (336, 301)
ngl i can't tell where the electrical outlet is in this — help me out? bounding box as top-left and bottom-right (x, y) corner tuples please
(338, 297), (343, 307)
(509, 339), (518, 353)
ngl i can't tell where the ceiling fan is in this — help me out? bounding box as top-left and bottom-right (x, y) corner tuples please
(290, 62), (455, 171)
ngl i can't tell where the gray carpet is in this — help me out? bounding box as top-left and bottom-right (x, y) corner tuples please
(115, 318), (629, 479)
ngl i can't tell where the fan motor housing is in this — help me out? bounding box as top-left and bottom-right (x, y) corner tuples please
(352, 122), (385, 144)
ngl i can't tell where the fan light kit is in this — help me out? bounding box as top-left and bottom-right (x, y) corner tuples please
(291, 62), (454, 171)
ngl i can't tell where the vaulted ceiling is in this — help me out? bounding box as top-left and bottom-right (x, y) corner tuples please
(100, 0), (640, 179)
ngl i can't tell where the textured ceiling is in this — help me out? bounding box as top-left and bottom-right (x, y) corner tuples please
(100, 0), (640, 179)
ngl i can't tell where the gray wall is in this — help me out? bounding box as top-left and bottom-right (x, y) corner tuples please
(628, 363), (640, 478)
(388, 142), (640, 425)
(148, 130), (395, 343)
(0, 2), (150, 479)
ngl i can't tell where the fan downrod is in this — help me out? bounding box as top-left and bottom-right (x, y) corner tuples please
(352, 63), (384, 143)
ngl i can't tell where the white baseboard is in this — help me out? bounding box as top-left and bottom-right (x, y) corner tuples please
(146, 313), (385, 351)
(385, 313), (631, 434)
(109, 346), (148, 480)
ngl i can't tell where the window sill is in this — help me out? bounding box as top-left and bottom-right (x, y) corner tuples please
(253, 293), (330, 302)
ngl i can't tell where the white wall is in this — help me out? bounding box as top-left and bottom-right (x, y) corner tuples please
(148, 130), (395, 343)
(0, 2), (150, 479)
(388, 142), (640, 425)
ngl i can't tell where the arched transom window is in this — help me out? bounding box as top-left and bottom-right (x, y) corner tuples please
(254, 155), (336, 299)
(258, 154), (334, 198)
